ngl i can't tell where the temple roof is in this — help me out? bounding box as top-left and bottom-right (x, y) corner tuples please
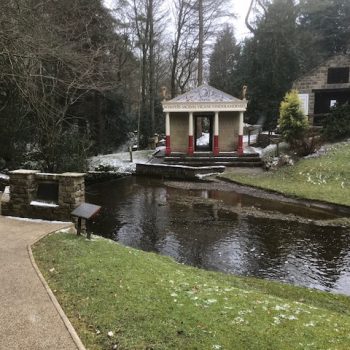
(162, 84), (247, 113)
(170, 84), (242, 103)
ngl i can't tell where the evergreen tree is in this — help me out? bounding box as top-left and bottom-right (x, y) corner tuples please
(233, 0), (301, 129)
(299, 0), (350, 55)
(278, 90), (308, 146)
(209, 25), (240, 94)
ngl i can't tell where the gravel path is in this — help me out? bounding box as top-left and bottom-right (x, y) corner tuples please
(0, 216), (80, 350)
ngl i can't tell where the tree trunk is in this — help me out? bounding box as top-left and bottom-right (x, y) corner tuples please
(198, 0), (204, 86)
(148, 0), (155, 135)
(95, 91), (104, 153)
(170, 1), (184, 98)
(171, 40), (179, 98)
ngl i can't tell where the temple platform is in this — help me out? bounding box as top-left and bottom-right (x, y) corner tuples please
(163, 152), (263, 168)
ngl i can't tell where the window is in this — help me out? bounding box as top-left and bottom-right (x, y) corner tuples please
(330, 100), (337, 108)
(36, 182), (59, 203)
(327, 67), (349, 84)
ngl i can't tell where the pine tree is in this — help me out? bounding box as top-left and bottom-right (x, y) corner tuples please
(278, 90), (308, 146)
(209, 25), (240, 94)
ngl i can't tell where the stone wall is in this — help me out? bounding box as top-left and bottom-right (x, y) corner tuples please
(170, 112), (188, 153)
(1, 170), (85, 221)
(293, 54), (350, 116)
(219, 112), (239, 152)
(136, 163), (225, 180)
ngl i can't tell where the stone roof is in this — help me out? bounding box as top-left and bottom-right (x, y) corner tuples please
(162, 84), (247, 113)
(170, 84), (242, 103)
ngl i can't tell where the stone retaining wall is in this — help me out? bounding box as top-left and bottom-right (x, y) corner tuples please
(1, 170), (85, 221)
(136, 163), (225, 180)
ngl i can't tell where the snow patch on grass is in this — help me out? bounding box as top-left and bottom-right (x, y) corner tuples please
(89, 150), (154, 174)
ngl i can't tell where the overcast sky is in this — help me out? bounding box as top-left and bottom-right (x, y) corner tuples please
(232, 1), (251, 40)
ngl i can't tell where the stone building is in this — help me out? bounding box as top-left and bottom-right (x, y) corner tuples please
(162, 84), (247, 157)
(293, 54), (350, 125)
(1, 170), (85, 221)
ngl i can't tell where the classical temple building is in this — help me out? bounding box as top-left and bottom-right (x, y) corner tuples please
(162, 84), (247, 157)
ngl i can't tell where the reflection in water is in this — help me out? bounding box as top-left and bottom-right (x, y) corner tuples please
(87, 176), (350, 295)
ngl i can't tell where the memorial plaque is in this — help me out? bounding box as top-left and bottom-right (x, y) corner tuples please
(298, 94), (309, 115)
(71, 203), (101, 220)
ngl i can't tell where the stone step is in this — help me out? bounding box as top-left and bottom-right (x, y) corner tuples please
(165, 161), (263, 168)
(165, 157), (261, 163)
(168, 152), (260, 158)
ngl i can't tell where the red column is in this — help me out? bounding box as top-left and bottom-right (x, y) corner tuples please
(166, 136), (171, 156)
(213, 112), (219, 156)
(237, 135), (243, 156)
(188, 112), (194, 155)
(165, 112), (171, 156)
(237, 111), (244, 156)
(213, 135), (219, 156)
(188, 135), (194, 155)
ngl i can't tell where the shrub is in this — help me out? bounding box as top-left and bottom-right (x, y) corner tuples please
(322, 103), (350, 141)
(278, 90), (308, 147)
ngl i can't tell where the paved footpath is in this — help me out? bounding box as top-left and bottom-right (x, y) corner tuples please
(0, 216), (80, 350)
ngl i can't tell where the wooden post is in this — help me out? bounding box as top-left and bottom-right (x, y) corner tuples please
(129, 146), (133, 163)
(77, 217), (82, 236)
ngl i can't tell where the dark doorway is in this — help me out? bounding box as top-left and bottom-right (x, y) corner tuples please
(314, 89), (350, 114)
(195, 115), (213, 152)
(314, 89), (350, 125)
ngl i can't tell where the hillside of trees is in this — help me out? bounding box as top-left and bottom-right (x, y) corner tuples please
(0, 0), (349, 171)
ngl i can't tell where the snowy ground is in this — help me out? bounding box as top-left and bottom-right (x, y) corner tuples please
(89, 150), (155, 174)
(0, 173), (9, 181)
(196, 133), (258, 147)
(196, 133), (210, 146)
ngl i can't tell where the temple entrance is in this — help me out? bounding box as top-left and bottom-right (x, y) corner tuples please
(195, 115), (213, 152)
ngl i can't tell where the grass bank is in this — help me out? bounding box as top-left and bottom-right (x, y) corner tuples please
(33, 233), (350, 350)
(222, 142), (350, 207)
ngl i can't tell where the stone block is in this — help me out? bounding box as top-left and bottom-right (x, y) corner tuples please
(4, 169), (86, 221)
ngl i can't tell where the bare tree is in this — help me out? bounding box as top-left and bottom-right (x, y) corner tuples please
(198, 0), (204, 85)
(0, 0), (130, 170)
(131, 0), (167, 140)
(170, 0), (198, 97)
(245, 0), (268, 34)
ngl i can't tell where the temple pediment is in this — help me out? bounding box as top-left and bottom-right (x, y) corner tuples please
(171, 84), (242, 102)
(163, 85), (247, 112)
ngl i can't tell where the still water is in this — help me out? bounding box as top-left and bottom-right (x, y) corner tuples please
(87, 176), (350, 295)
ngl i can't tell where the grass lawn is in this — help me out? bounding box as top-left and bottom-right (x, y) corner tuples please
(221, 142), (350, 207)
(33, 233), (350, 350)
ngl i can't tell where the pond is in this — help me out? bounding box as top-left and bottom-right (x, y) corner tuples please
(86, 176), (350, 296)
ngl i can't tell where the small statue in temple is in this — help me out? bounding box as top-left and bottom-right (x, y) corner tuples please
(242, 85), (248, 100)
(161, 86), (167, 101)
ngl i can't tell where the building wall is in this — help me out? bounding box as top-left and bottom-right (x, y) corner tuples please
(170, 112), (189, 153)
(219, 112), (239, 152)
(293, 55), (350, 115)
